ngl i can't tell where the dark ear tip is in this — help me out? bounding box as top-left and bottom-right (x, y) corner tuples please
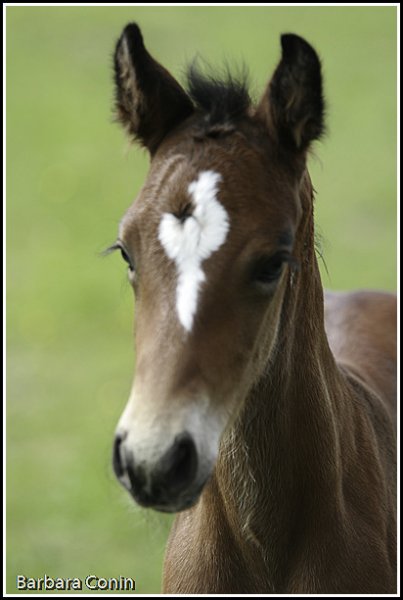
(121, 22), (144, 50)
(280, 33), (319, 64)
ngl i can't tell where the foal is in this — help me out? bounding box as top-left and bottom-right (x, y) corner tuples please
(110, 24), (397, 593)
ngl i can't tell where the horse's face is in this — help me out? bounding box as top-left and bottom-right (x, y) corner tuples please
(111, 25), (323, 511)
(115, 133), (300, 511)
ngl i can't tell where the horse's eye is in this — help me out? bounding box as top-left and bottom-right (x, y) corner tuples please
(120, 247), (135, 272)
(251, 253), (289, 285)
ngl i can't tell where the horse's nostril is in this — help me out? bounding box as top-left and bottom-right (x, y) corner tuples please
(113, 435), (147, 494)
(112, 434), (124, 478)
(113, 431), (199, 507)
(159, 433), (198, 494)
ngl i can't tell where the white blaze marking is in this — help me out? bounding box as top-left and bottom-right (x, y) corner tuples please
(158, 170), (229, 332)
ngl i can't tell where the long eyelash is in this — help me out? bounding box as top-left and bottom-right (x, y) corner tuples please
(101, 241), (135, 274)
(101, 242), (121, 257)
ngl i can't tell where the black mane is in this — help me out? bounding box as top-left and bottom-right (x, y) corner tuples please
(186, 62), (251, 136)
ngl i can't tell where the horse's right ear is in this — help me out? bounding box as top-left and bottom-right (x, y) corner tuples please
(113, 23), (194, 154)
(255, 34), (324, 153)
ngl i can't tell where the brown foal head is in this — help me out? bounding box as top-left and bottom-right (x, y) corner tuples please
(111, 24), (324, 512)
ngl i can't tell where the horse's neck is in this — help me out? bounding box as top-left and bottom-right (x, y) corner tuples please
(214, 188), (349, 585)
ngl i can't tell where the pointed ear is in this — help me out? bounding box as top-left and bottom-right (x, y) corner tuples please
(255, 34), (325, 152)
(113, 23), (194, 154)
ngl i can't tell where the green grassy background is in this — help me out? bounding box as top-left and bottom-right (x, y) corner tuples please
(6, 6), (397, 595)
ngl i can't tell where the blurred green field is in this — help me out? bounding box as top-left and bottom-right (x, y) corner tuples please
(6, 6), (397, 595)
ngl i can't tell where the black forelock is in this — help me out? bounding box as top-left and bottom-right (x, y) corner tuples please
(186, 61), (251, 136)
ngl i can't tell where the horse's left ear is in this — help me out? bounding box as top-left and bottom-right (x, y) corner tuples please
(255, 34), (325, 152)
(113, 23), (194, 154)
